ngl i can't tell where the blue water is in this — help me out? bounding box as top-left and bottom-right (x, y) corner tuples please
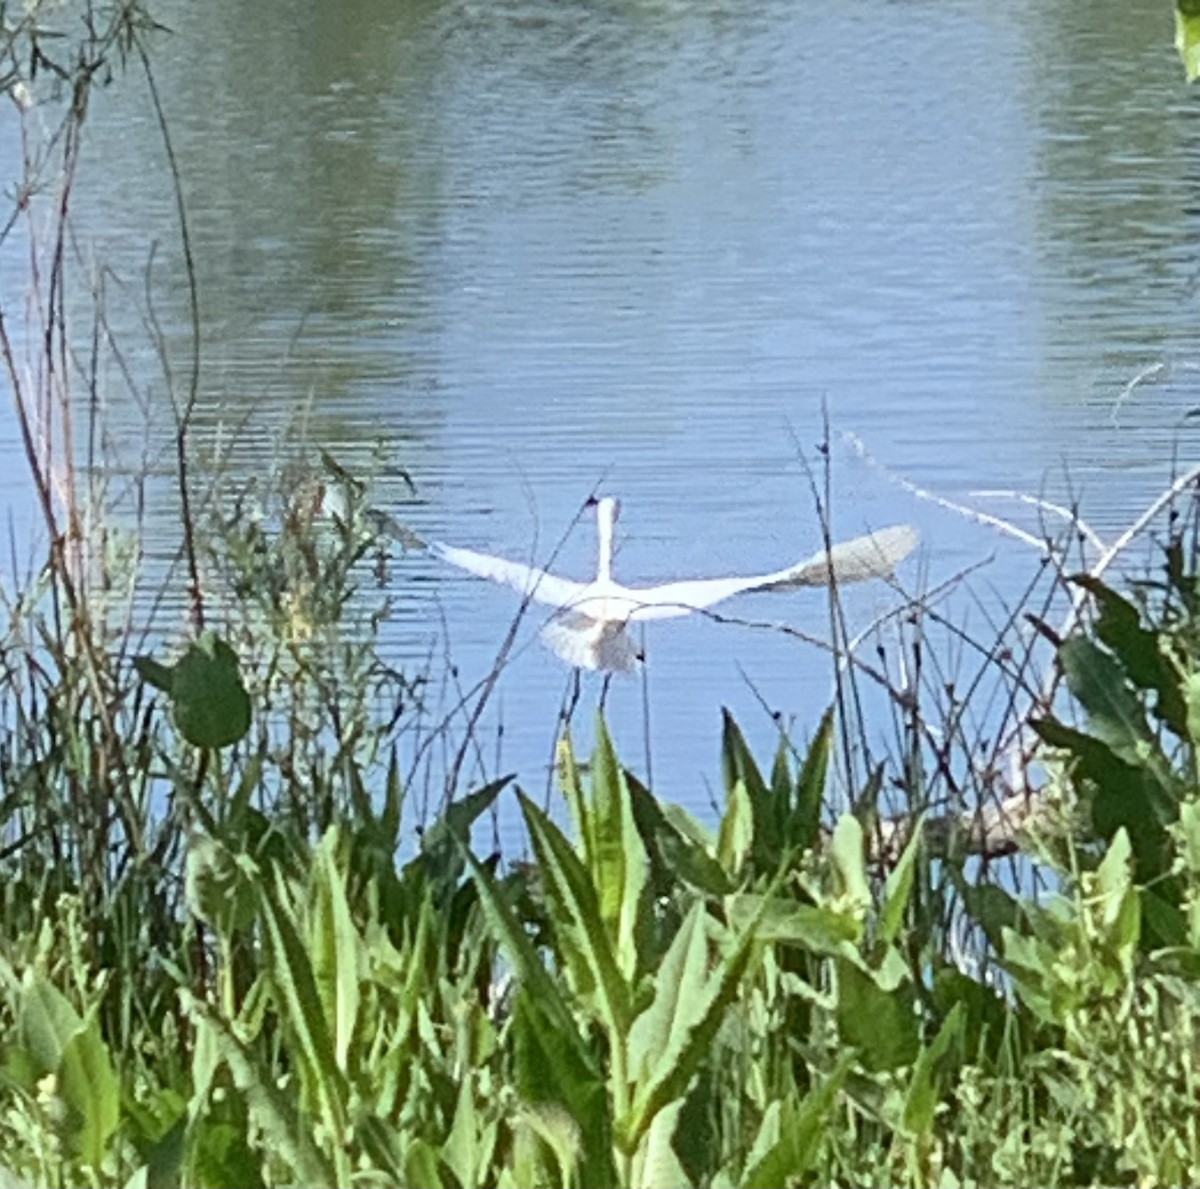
(2, 0), (1199, 849)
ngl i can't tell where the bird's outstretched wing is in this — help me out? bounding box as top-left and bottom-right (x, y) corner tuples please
(431, 541), (588, 609)
(626, 524), (918, 621)
(770, 524), (919, 589)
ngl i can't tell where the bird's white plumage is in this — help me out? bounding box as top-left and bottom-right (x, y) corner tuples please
(433, 498), (917, 671)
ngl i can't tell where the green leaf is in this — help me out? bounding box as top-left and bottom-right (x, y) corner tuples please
(519, 792), (633, 1039)
(1058, 637), (1171, 777)
(627, 777), (733, 897)
(1071, 574), (1187, 737)
(632, 1099), (690, 1189)
(381, 747), (404, 849)
(930, 965), (1011, 1068)
(182, 995), (336, 1187)
(789, 706), (833, 853)
(511, 994), (614, 1189)
(170, 632), (251, 749)
(184, 833), (259, 936)
(444, 1074), (492, 1189)
(591, 717), (649, 980)
(19, 974), (119, 1169)
(1033, 715), (1177, 875)
(403, 1139), (445, 1189)
(1178, 2), (1200, 82)
(623, 899), (764, 1152)
(258, 867), (348, 1125)
(721, 710), (777, 871)
(741, 1057), (851, 1188)
(133, 654), (175, 693)
(420, 775), (511, 856)
(836, 954), (919, 1072)
(558, 731), (593, 864)
(457, 839), (596, 1079)
(879, 815), (922, 947)
(830, 815), (869, 916)
(725, 893), (861, 954)
(902, 1002), (965, 1136)
(311, 829), (363, 1074)
(717, 779), (753, 876)
(960, 882), (1021, 955)
(627, 902), (710, 1085)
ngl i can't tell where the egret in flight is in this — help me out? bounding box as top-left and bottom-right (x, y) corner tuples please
(433, 497), (917, 673)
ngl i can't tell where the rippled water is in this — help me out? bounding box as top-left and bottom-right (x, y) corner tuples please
(2, 0), (1199, 835)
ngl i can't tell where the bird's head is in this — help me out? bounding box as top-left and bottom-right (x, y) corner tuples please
(586, 494), (621, 525)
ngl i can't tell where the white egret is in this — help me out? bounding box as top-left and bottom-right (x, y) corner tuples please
(433, 497), (918, 673)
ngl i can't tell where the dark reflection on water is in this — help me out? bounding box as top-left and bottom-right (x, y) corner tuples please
(2, 0), (1199, 832)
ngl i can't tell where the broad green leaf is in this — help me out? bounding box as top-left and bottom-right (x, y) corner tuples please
(770, 738), (792, 805)
(632, 1099), (690, 1189)
(170, 632), (252, 749)
(519, 792), (632, 1038)
(725, 893), (861, 954)
(1001, 927), (1072, 1025)
(444, 1076), (482, 1189)
(789, 706), (834, 853)
(836, 954), (919, 1072)
(717, 779), (753, 875)
(419, 776), (512, 864)
(1096, 828), (1132, 921)
(1033, 716), (1177, 871)
(258, 867), (348, 1126)
(623, 900), (764, 1151)
(381, 747), (404, 849)
(879, 815), (923, 946)
(511, 994), (614, 1189)
(558, 731), (593, 863)
(403, 1138), (445, 1189)
(627, 902), (710, 1084)
(1071, 574), (1187, 737)
(184, 833), (259, 936)
(930, 965), (1010, 1069)
(741, 1057), (851, 1188)
(1095, 829), (1140, 964)
(721, 710), (776, 870)
(902, 1002), (965, 1136)
(133, 653), (175, 693)
(959, 881), (1021, 954)
(311, 829), (363, 1073)
(830, 815), (869, 915)
(457, 839), (595, 1076)
(1057, 638), (1180, 806)
(1178, 1), (1200, 81)
(19, 974), (119, 1169)
(591, 717), (649, 979)
(181, 993), (336, 1186)
(518, 1101), (586, 1189)
(627, 777), (733, 896)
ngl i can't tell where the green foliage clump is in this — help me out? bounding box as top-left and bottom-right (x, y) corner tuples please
(5, 509), (1200, 1187)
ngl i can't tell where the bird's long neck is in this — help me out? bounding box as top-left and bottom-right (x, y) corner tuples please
(596, 499), (615, 583)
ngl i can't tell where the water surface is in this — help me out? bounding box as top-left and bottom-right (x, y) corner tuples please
(2, 0), (1198, 839)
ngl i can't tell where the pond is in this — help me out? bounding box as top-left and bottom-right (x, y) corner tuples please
(2, 0), (1198, 845)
